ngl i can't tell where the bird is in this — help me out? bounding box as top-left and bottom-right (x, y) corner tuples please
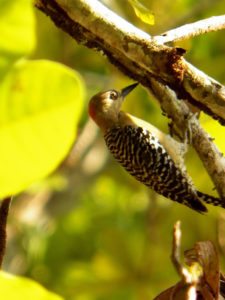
(88, 82), (224, 213)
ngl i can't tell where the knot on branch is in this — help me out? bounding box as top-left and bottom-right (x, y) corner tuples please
(168, 47), (186, 83)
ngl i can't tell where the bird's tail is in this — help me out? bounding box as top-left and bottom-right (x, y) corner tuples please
(197, 191), (225, 208)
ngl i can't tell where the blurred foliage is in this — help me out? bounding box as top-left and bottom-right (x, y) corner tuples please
(0, 0), (35, 77)
(1, 0), (225, 299)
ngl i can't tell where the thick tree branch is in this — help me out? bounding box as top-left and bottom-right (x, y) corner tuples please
(35, 0), (225, 199)
(36, 0), (225, 124)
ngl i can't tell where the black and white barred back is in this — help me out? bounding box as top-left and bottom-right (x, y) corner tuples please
(104, 125), (224, 213)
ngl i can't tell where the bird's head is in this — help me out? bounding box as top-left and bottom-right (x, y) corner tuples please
(88, 82), (138, 132)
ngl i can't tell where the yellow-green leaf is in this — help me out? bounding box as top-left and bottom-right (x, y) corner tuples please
(128, 0), (155, 25)
(0, 59), (85, 198)
(0, 271), (63, 300)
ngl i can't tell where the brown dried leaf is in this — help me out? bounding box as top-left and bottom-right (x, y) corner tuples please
(153, 282), (197, 300)
(185, 241), (220, 299)
(196, 241), (219, 298)
(153, 285), (174, 300)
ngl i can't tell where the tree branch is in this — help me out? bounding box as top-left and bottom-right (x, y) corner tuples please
(35, 0), (225, 199)
(36, 0), (225, 124)
(155, 15), (225, 44)
(149, 78), (225, 199)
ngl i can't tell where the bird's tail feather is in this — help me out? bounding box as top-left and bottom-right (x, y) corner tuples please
(197, 191), (225, 208)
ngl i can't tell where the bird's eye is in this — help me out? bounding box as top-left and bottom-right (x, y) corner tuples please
(109, 90), (118, 100)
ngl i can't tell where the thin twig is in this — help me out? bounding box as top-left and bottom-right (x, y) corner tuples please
(154, 15), (225, 44)
(0, 197), (12, 268)
(171, 220), (183, 277)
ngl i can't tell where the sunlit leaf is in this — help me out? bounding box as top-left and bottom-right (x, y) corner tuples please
(0, 59), (84, 198)
(0, 0), (35, 76)
(0, 271), (63, 300)
(128, 0), (155, 25)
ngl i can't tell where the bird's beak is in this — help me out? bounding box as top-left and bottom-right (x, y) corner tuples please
(121, 82), (138, 98)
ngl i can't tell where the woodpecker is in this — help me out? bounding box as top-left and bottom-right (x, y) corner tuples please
(88, 83), (224, 213)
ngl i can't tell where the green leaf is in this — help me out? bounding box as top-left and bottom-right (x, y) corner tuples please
(0, 0), (35, 76)
(128, 0), (155, 25)
(0, 271), (63, 300)
(0, 59), (84, 198)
